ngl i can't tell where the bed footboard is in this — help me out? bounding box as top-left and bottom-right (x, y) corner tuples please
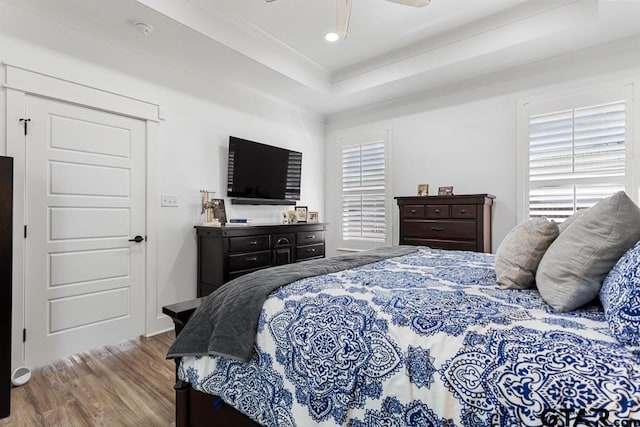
(165, 300), (260, 427)
(174, 378), (259, 427)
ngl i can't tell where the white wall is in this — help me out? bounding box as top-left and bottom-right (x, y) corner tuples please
(388, 96), (516, 250)
(325, 36), (640, 257)
(325, 96), (516, 256)
(0, 2), (325, 364)
(153, 91), (324, 322)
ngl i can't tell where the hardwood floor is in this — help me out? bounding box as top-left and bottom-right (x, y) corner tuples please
(0, 331), (177, 426)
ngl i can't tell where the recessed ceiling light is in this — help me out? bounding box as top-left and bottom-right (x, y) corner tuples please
(135, 22), (154, 36)
(325, 32), (340, 42)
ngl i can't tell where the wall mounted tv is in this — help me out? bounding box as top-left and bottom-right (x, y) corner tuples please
(227, 136), (302, 205)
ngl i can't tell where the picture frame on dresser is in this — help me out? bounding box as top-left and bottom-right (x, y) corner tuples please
(212, 199), (227, 225)
(438, 186), (454, 196)
(286, 210), (297, 224)
(295, 206), (308, 223)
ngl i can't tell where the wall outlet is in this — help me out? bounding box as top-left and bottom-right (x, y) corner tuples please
(161, 194), (179, 207)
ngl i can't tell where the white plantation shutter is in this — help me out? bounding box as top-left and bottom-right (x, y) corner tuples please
(528, 99), (627, 222)
(284, 151), (302, 201)
(341, 141), (387, 243)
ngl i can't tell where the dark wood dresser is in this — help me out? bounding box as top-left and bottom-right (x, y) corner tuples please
(395, 194), (494, 253)
(195, 223), (327, 297)
(0, 157), (13, 419)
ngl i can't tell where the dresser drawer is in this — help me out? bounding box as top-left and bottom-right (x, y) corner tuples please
(451, 205), (476, 219)
(426, 205), (449, 219)
(296, 230), (325, 244)
(402, 205), (425, 218)
(404, 220), (476, 240)
(403, 238), (477, 251)
(229, 235), (270, 253)
(228, 250), (271, 271)
(297, 243), (325, 260)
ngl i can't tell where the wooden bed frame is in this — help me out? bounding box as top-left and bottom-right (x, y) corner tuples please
(163, 299), (260, 427)
(173, 379), (259, 427)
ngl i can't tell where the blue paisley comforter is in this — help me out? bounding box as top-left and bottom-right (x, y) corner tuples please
(178, 248), (640, 427)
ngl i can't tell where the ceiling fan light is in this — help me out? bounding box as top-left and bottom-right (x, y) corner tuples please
(325, 32), (340, 42)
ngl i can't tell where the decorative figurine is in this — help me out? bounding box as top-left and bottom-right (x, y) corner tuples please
(200, 189), (216, 223)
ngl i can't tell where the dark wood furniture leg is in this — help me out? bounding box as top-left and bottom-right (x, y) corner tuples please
(164, 299), (259, 427)
(174, 379), (190, 427)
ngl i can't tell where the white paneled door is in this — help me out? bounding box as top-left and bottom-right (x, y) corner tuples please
(24, 95), (146, 367)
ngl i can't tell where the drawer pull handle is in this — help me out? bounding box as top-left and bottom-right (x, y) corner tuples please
(248, 241), (258, 246)
(434, 209), (440, 214)
(306, 248), (316, 253)
(246, 256), (258, 261)
(460, 209), (467, 214)
(305, 235), (315, 239)
(275, 237), (290, 246)
(431, 227), (444, 231)
(410, 209), (416, 214)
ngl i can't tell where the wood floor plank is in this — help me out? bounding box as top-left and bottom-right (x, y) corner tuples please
(0, 331), (176, 426)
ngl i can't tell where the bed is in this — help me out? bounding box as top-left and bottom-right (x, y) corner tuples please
(167, 244), (640, 427)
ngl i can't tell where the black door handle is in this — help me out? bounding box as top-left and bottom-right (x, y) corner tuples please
(129, 235), (144, 243)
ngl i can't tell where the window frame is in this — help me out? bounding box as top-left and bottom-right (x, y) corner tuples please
(517, 82), (637, 222)
(336, 127), (392, 251)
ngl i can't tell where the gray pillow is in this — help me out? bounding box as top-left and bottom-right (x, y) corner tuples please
(558, 209), (586, 233)
(495, 218), (559, 290)
(536, 191), (640, 312)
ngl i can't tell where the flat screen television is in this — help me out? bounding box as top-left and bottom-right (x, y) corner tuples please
(227, 136), (302, 204)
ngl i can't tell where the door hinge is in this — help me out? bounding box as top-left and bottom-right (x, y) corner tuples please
(19, 118), (31, 136)
(23, 328), (26, 342)
(24, 225), (27, 238)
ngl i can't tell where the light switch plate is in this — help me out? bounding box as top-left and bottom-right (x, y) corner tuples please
(161, 194), (179, 207)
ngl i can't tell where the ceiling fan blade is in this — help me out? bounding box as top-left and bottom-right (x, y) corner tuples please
(336, 0), (352, 39)
(385, 0), (430, 7)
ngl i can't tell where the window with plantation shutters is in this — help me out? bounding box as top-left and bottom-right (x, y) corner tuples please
(523, 87), (632, 223)
(340, 139), (388, 245)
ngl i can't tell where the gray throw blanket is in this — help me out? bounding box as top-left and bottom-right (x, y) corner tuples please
(166, 245), (417, 362)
